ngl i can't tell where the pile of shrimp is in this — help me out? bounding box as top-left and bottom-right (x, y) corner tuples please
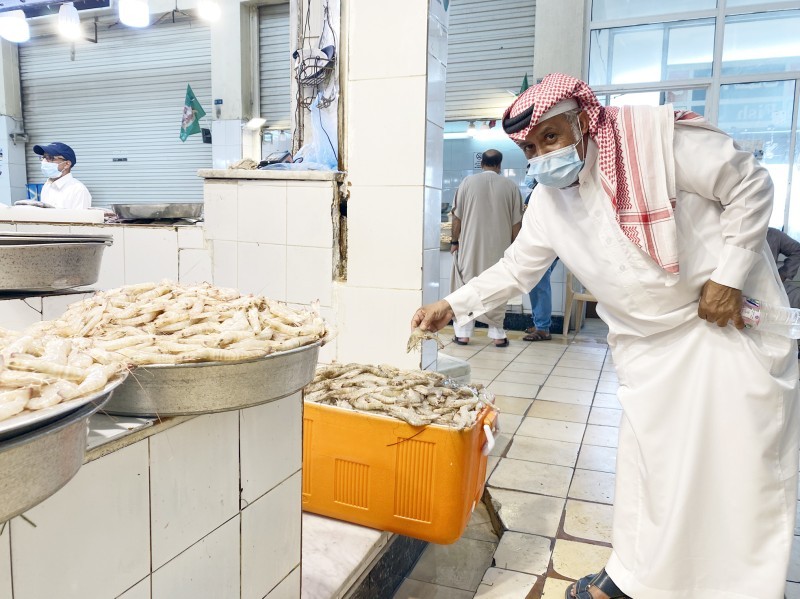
(0, 332), (127, 422)
(305, 363), (492, 430)
(32, 281), (327, 366)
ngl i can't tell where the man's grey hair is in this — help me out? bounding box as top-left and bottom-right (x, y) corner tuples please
(561, 108), (583, 140)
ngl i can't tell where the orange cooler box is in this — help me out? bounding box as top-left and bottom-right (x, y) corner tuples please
(301, 401), (498, 544)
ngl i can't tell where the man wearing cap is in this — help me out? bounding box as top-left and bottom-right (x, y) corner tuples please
(33, 142), (91, 210)
(412, 73), (798, 599)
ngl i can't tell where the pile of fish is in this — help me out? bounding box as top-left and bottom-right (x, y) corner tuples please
(305, 363), (491, 429)
(33, 282), (328, 366)
(0, 332), (127, 421)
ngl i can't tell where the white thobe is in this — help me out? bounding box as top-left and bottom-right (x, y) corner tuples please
(446, 128), (800, 599)
(41, 173), (92, 210)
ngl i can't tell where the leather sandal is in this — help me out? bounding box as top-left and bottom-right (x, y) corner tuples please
(452, 336), (469, 346)
(523, 330), (552, 342)
(493, 338), (509, 348)
(565, 569), (632, 599)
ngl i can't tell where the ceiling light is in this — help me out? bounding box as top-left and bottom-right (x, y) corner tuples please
(119, 0), (149, 28)
(197, 0), (221, 22)
(466, 121), (476, 137)
(0, 10), (30, 44)
(244, 118), (267, 130)
(58, 3), (82, 40)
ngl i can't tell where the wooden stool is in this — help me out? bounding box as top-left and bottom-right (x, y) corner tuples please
(563, 270), (597, 335)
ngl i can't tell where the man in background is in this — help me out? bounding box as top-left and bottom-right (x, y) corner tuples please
(449, 149), (523, 347)
(767, 226), (800, 308)
(33, 142), (91, 210)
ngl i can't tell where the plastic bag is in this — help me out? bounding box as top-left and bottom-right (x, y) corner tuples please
(293, 93), (338, 170)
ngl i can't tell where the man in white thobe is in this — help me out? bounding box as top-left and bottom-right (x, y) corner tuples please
(33, 142), (92, 210)
(449, 149), (523, 346)
(412, 74), (799, 599)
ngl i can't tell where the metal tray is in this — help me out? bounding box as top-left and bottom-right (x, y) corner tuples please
(0, 232), (114, 244)
(0, 375), (126, 442)
(105, 343), (320, 417)
(111, 203), (203, 220)
(0, 241), (111, 292)
(0, 377), (123, 523)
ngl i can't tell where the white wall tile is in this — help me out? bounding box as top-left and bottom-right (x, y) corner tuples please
(237, 242), (287, 299)
(152, 516), (240, 599)
(425, 121), (444, 189)
(0, 223), (15, 231)
(241, 472), (302, 599)
(0, 526), (10, 599)
(347, 77), (427, 187)
(439, 277), (450, 300)
(266, 566), (300, 599)
(427, 13), (448, 67)
(286, 246), (332, 306)
(347, 185), (423, 290)
(240, 391), (302, 505)
(439, 249), (453, 278)
(287, 184), (334, 248)
(226, 120), (243, 148)
(552, 260), (565, 284)
(211, 120), (227, 146)
(149, 412), (239, 569)
(179, 248), (213, 284)
(117, 577), (150, 599)
(348, 0), (427, 80)
(71, 225), (125, 289)
(10, 441), (150, 599)
(15, 224), (71, 234)
(422, 248), (439, 307)
(0, 298), (42, 330)
(426, 53), (446, 128)
(336, 285), (422, 368)
(238, 181), (287, 244)
(203, 181), (238, 241)
(177, 226), (205, 249)
(424, 187), (442, 251)
(124, 228), (179, 285)
(211, 239), (238, 289)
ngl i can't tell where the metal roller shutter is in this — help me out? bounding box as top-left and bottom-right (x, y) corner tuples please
(258, 3), (292, 131)
(19, 18), (211, 206)
(446, 0), (536, 121)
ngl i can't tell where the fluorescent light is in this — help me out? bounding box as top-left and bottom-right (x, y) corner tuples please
(244, 118), (267, 130)
(0, 10), (30, 43)
(197, 0), (221, 22)
(119, 0), (149, 28)
(58, 3), (82, 40)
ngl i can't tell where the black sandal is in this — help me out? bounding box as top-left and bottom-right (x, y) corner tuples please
(565, 569), (631, 599)
(452, 336), (469, 346)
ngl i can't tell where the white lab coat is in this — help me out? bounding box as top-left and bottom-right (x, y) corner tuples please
(446, 128), (800, 598)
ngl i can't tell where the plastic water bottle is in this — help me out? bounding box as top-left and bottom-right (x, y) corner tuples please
(740, 297), (800, 339)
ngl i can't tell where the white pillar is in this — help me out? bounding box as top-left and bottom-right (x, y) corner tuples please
(0, 39), (26, 205)
(533, 0), (586, 80)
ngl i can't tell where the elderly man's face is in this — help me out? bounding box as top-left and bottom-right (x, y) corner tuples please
(516, 112), (589, 160)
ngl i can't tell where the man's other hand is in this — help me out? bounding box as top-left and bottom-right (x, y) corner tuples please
(411, 300), (455, 333)
(698, 280), (744, 329)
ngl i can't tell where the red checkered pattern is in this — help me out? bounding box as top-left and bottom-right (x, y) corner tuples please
(504, 74), (705, 275)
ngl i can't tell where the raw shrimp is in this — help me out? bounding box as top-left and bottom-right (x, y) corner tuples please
(0, 388), (32, 420)
(406, 327), (445, 353)
(28, 381), (79, 410)
(7, 356), (86, 381)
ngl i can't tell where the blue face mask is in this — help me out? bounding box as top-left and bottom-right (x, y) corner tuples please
(526, 141), (585, 189)
(41, 160), (61, 179)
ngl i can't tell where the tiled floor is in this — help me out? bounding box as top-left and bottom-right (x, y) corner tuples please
(392, 319), (800, 599)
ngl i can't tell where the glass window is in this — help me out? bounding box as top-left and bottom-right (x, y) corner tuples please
(589, 21), (714, 86)
(722, 11), (800, 76)
(604, 88), (707, 115)
(787, 104), (800, 240)
(718, 80), (795, 228)
(592, 0), (716, 21)
(727, 0), (798, 7)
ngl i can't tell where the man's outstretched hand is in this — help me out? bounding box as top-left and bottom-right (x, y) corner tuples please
(698, 279), (744, 329)
(411, 300), (456, 332)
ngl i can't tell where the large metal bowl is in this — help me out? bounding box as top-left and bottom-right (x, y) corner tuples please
(111, 203), (204, 220)
(0, 241), (111, 292)
(0, 378), (122, 523)
(104, 342), (320, 417)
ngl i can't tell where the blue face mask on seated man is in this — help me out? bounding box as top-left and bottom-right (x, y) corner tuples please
(526, 134), (586, 189)
(41, 160), (61, 179)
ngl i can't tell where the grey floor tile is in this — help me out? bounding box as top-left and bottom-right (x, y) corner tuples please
(475, 568), (538, 599)
(536, 386), (594, 406)
(551, 539), (612, 580)
(596, 381), (619, 394)
(503, 360), (555, 375)
(592, 393), (622, 410)
(462, 502), (500, 543)
(489, 457), (573, 497)
(528, 400), (590, 423)
(787, 581), (800, 599)
(408, 537), (497, 592)
(492, 395), (533, 416)
(576, 444), (617, 473)
(492, 532), (552, 575)
(789, 535), (800, 583)
(542, 375), (598, 392)
(487, 381), (539, 399)
(516, 417), (586, 443)
(494, 370), (549, 386)
(393, 578), (474, 599)
(551, 366), (602, 381)
(568, 469), (616, 504)
(563, 499), (613, 543)
(488, 488), (566, 537)
(507, 436), (580, 468)
(588, 407), (623, 427)
(556, 358), (603, 371)
(583, 424), (619, 448)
